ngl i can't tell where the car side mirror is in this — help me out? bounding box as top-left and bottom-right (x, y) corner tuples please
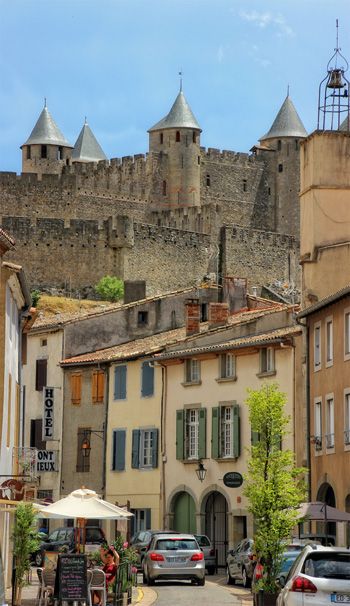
(277, 576), (286, 588)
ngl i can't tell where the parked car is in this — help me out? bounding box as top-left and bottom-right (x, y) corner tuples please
(194, 534), (216, 575)
(142, 533), (205, 586)
(252, 546), (305, 605)
(277, 545), (350, 605)
(226, 538), (255, 587)
(32, 526), (105, 567)
(130, 530), (179, 569)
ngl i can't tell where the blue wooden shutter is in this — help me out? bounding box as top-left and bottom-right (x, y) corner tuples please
(232, 404), (241, 458)
(141, 362), (154, 397)
(131, 429), (140, 468)
(151, 429), (158, 468)
(176, 410), (185, 460)
(112, 429), (126, 471)
(145, 508), (151, 529)
(198, 408), (207, 459)
(114, 365), (127, 399)
(211, 407), (220, 459)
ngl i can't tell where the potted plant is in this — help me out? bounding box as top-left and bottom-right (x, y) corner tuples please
(243, 383), (306, 606)
(12, 503), (42, 605)
(112, 538), (138, 606)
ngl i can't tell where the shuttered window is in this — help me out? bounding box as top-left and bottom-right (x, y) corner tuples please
(112, 429), (126, 471)
(177, 408), (206, 460)
(141, 362), (154, 397)
(30, 418), (46, 450)
(71, 373), (82, 405)
(131, 428), (158, 469)
(114, 365), (127, 400)
(211, 404), (240, 459)
(35, 359), (47, 391)
(92, 370), (104, 403)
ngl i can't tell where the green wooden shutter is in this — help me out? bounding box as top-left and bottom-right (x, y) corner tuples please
(112, 429), (126, 471)
(151, 428), (158, 468)
(232, 404), (241, 458)
(131, 429), (140, 468)
(198, 408), (207, 459)
(211, 407), (220, 459)
(176, 410), (185, 460)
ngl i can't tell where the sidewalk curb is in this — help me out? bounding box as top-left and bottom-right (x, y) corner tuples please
(134, 587), (143, 603)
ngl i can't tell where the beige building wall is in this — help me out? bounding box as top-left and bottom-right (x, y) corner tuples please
(105, 359), (163, 534)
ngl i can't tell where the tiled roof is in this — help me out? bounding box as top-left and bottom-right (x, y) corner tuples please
(298, 285), (350, 318)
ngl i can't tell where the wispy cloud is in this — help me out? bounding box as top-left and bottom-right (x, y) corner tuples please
(250, 44), (271, 69)
(239, 10), (294, 38)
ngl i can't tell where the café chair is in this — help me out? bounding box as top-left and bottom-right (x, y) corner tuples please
(38, 569), (56, 606)
(88, 569), (107, 606)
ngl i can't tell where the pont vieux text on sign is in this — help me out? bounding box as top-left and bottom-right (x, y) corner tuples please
(43, 386), (54, 440)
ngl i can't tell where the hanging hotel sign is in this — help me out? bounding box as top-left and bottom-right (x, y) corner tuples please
(223, 472), (243, 488)
(43, 386), (55, 441)
(37, 450), (58, 472)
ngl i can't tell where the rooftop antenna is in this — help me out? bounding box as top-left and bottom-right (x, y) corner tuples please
(318, 19), (350, 131)
(179, 69), (183, 92)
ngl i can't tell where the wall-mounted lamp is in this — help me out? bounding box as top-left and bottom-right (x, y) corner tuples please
(81, 427), (104, 457)
(195, 460), (207, 482)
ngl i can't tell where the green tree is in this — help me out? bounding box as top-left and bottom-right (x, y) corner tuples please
(12, 503), (42, 605)
(94, 276), (124, 302)
(30, 290), (41, 307)
(243, 383), (306, 594)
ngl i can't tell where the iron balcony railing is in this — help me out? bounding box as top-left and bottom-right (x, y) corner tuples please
(325, 433), (335, 449)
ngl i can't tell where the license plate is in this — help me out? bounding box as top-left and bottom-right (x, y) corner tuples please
(331, 595), (350, 603)
(167, 556), (186, 562)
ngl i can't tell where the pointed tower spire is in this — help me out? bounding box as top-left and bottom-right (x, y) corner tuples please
(260, 95), (307, 142)
(22, 104), (72, 147)
(148, 89), (201, 132)
(72, 120), (107, 163)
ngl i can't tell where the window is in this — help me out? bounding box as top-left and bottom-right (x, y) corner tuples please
(76, 428), (91, 472)
(277, 140), (282, 151)
(295, 139), (299, 151)
(259, 347), (275, 374)
(27, 146), (31, 160)
(278, 163), (283, 172)
(176, 131), (180, 142)
(345, 392), (350, 445)
(192, 131), (196, 143)
(138, 311), (148, 326)
(200, 303), (208, 322)
(114, 365), (127, 400)
(219, 354), (236, 380)
(171, 310), (177, 329)
(162, 180), (167, 196)
(35, 359), (47, 391)
(212, 404), (240, 459)
(30, 419), (46, 450)
(71, 373), (82, 405)
(314, 323), (321, 369)
(326, 317), (333, 366)
(92, 370), (104, 403)
(131, 428), (158, 469)
(184, 359), (200, 384)
(160, 133), (163, 144)
(57, 146), (63, 160)
(176, 408), (206, 460)
(345, 311), (350, 357)
(41, 338), (47, 347)
(198, 156), (200, 165)
(243, 179), (247, 192)
(141, 361), (154, 397)
(41, 145), (47, 159)
(112, 429), (126, 471)
(206, 175), (211, 187)
(314, 399), (322, 450)
(130, 509), (151, 536)
(326, 396), (335, 449)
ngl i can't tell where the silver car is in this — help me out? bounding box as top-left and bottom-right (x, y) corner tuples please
(194, 534), (216, 575)
(142, 533), (205, 586)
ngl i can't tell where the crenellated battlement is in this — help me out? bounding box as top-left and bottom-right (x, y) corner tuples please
(200, 147), (258, 164)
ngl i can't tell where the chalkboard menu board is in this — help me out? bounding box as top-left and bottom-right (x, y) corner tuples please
(55, 554), (88, 602)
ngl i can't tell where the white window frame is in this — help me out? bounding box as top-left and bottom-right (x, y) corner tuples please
(344, 389), (350, 447)
(314, 398), (322, 452)
(220, 405), (233, 458)
(345, 308), (350, 361)
(219, 354), (236, 380)
(325, 316), (333, 367)
(140, 429), (153, 468)
(325, 393), (335, 450)
(184, 359), (200, 384)
(314, 322), (321, 371)
(260, 347), (275, 374)
(185, 409), (199, 459)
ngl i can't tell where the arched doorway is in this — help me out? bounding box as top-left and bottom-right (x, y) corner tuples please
(345, 494), (350, 548)
(317, 483), (336, 544)
(173, 491), (196, 533)
(203, 491), (228, 568)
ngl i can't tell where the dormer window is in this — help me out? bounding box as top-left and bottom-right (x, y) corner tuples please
(160, 133), (163, 144)
(41, 145), (47, 159)
(176, 131), (181, 142)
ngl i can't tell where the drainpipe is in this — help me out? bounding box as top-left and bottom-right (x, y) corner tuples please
(297, 316), (311, 501)
(154, 361), (167, 528)
(102, 363), (110, 498)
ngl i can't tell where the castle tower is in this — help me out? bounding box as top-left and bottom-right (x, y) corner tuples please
(148, 88), (201, 207)
(72, 119), (107, 163)
(21, 102), (73, 177)
(256, 94), (307, 237)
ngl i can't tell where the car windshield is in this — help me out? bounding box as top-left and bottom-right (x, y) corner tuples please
(303, 553), (350, 580)
(279, 553), (299, 573)
(86, 529), (103, 542)
(156, 539), (198, 551)
(195, 536), (210, 547)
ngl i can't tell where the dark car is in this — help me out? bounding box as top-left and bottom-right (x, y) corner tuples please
(32, 526), (105, 566)
(252, 546), (304, 605)
(130, 530), (180, 569)
(226, 538), (255, 587)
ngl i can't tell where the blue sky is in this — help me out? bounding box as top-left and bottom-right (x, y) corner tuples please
(1, 0), (349, 173)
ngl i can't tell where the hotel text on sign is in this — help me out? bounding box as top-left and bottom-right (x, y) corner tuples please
(43, 387), (54, 440)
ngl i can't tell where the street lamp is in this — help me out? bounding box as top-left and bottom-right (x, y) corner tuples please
(195, 460), (207, 482)
(80, 427), (104, 457)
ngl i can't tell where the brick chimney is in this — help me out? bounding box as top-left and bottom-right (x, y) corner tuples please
(209, 302), (229, 328)
(185, 299), (200, 336)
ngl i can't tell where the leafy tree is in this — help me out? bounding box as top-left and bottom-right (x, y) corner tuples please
(30, 289), (41, 307)
(94, 276), (124, 302)
(12, 503), (42, 605)
(243, 383), (306, 594)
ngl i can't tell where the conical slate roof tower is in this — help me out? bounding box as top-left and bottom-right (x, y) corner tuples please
(22, 103), (72, 148)
(260, 95), (307, 142)
(149, 90), (201, 132)
(72, 120), (107, 163)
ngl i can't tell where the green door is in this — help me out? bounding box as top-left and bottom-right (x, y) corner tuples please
(173, 492), (196, 533)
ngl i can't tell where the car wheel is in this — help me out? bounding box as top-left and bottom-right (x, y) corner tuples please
(197, 577), (205, 586)
(226, 566), (235, 585)
(147, 576), (155, 586)
(35, 552), (43, 567)
(242, 567), (251, 588)
(207, 566), (215, 576)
